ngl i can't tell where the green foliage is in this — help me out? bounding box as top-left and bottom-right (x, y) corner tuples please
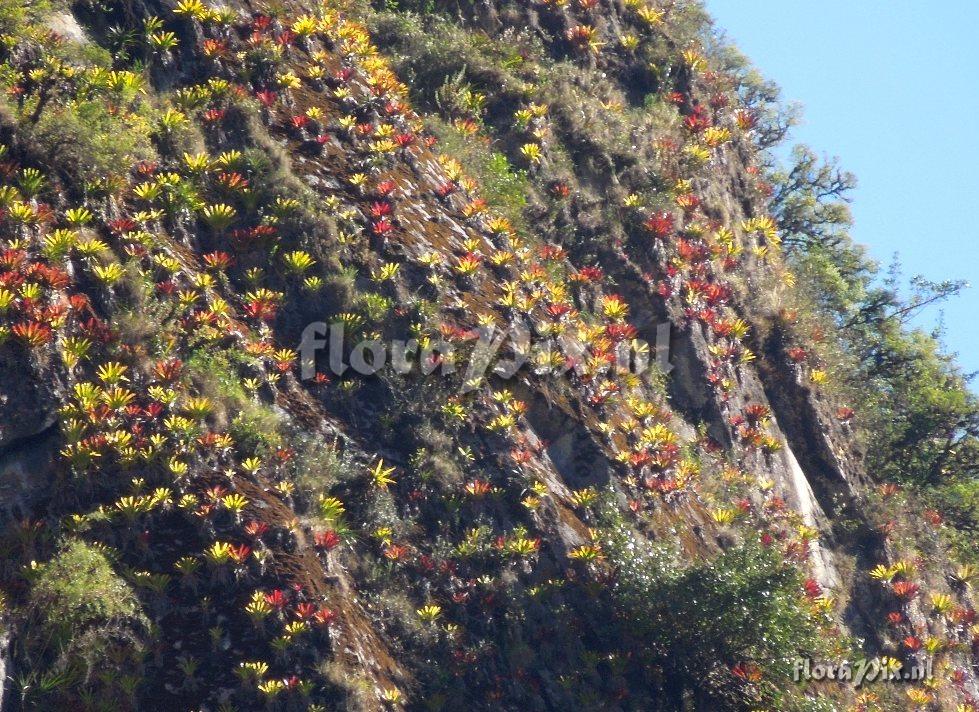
(434, 68), (487, 121)
(19, 540), (149, 706)
(428, 117), (529, 227)
(186, 348), (283, 453)
(28, 99), (155, 188)
(929, 478), (979, 564)
(771, 145), (855, 249)
(714, 43), (801, 151)
(186, 349), (250, 406)
(358, 291), (394, 322)
(0, 0), (56, 35)
(605, 522), (822, 709)
(368, 10), (535, 224)
(859, 327), (977, 484)
(230, 406), (282, 453)
(289, 432), (344, 496)
(374, 0), (438, 14)
(30, 540), (145, 644)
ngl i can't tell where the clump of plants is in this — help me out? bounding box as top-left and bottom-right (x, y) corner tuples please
(16, 540), (151, 709)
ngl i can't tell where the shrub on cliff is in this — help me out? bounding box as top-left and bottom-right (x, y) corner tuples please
(16, 539), (150, 708)
(28, 99), (156, 190)
(606, 524), (823, 709)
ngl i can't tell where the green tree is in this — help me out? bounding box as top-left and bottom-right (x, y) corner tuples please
(607, 530), (822, 710)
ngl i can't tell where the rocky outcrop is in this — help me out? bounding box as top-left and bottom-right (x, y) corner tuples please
(0, 347), (62, 525)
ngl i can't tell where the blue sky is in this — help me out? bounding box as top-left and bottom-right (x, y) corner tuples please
(705, 0), (979, 378)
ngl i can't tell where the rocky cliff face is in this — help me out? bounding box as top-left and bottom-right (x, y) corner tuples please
(0, 0), (975, 710)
